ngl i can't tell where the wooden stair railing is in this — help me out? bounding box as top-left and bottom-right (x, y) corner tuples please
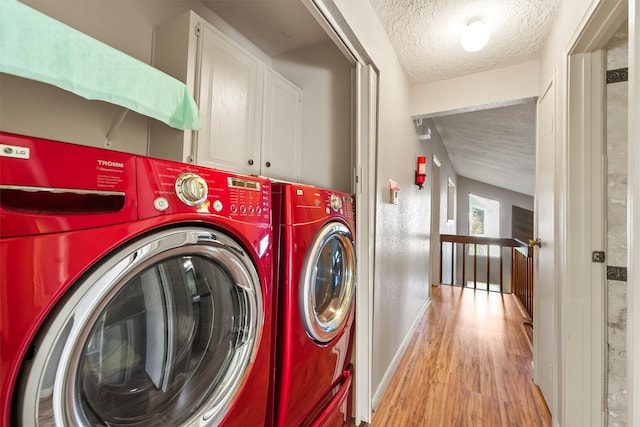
(439, 235), (532, 305)
(511, 240), (534, 321)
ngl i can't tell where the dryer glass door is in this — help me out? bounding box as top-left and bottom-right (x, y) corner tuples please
(300, 222), (356, 343)
(18, 227), (262, 427)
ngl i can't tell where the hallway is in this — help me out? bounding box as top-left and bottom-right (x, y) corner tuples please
(371, 285), (551, 426)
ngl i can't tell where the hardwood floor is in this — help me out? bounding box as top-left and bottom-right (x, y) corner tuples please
(370, 285), (550, 427)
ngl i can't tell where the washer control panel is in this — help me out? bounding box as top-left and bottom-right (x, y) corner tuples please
(137, 157), (270, 223)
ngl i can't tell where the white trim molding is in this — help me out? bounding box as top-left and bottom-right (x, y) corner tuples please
(371, 298), (431, 409)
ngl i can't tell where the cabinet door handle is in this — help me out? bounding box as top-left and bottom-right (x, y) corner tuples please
(265, 161), (271, 168)
(248, 159), (254, 166)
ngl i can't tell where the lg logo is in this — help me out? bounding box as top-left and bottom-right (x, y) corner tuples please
(0, 144), (30, 159)
(4, 147), (27, 156)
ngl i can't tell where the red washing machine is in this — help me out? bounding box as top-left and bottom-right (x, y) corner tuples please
(271, 183), (356, 427)
(0, 132), (274, 427)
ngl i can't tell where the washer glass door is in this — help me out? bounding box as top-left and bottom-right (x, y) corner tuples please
(18, 227), (262, 427)
(300, 222), (356, 343)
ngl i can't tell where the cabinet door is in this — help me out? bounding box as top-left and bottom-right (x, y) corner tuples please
(195, 23), (262, 175)
(261, 69), (302, 181)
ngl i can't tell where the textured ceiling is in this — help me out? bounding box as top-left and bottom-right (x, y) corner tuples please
(368, 0), (561, 84)
(425, 101), (536, 195)
(202, 0), (329, 57)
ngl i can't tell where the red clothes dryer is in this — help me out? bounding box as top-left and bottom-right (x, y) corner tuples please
(0, 132), (274, 427)
(271, 183), (356, 427)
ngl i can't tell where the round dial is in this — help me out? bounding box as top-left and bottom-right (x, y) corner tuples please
(175, 172), (208, 207)
(330, 194), (342, 211)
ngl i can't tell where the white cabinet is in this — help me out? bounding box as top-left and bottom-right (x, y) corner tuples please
(150, 10), (302, 181)
(261, 69), (302, 181)
(195, 21), (263, 175)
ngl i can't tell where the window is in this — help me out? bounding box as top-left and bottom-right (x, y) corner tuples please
(468, 193), (500, 257)
(447, 178), (455, 221)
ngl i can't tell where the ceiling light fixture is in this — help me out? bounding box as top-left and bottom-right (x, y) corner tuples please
(461, 19), (490, 52)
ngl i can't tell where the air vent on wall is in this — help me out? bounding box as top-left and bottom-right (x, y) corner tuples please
(414, 118), (432, 140)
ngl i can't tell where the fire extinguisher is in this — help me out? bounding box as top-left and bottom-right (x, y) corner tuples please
(415, 156), (426, 189)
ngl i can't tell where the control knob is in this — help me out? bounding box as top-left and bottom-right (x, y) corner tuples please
(175, 172), (208, 207)
(330, 194), (342, 211)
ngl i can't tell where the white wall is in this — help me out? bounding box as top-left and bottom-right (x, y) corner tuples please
(410, 60), (539, 118)
(273, 43), (352, 192)
(423, 118), (458, 287)
(0, 73), (150, 154)
(429, 120), (458, 243)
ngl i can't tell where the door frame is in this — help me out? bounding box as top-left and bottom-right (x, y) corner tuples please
(564, 49), (606, 427)
(627, 0), (639, 423)
(563, 0), (627, 425)
(353, 62), (378, 425)
(429, 155), (441, 286)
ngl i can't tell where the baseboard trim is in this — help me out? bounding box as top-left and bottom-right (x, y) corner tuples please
(371, 297), (431, 410)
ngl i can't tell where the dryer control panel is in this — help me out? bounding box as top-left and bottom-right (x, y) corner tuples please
(280, 183), (355, 229)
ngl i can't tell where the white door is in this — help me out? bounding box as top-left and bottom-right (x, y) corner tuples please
(533, 77), (555, 413)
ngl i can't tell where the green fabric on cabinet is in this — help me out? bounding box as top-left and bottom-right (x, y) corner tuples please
(0, 0), (201, 131)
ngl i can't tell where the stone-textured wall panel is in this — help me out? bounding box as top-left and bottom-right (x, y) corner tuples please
(605, 22), (628, 427)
